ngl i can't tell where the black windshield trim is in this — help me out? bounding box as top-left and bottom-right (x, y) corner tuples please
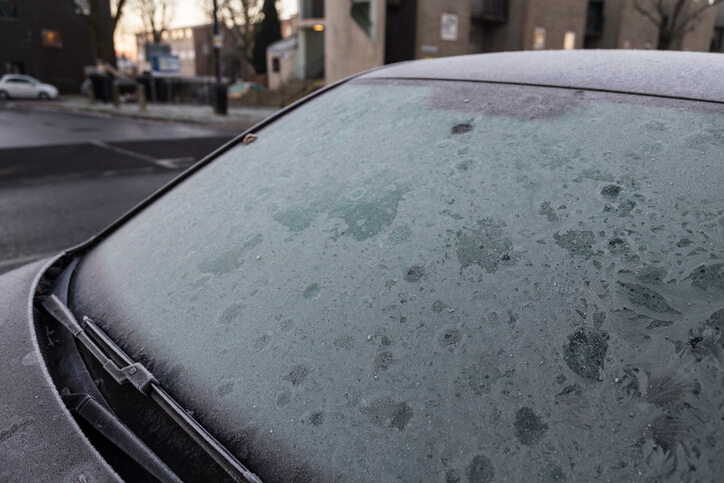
(368, 75), (724, 106)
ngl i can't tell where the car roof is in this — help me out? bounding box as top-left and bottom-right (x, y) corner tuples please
(361, 50), (724, 104)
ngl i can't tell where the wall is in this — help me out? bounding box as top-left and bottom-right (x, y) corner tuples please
(414, 0), (471, 58)
(678, 7), (718, 51)
(522, 0), (588, 50)
(325, 0), (386, 84)
(267, 48), (295, 90)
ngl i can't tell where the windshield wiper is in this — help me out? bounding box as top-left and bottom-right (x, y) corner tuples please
(42, 294), (262, 483)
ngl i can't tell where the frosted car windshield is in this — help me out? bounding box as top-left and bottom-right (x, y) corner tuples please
(72, 79), (724, 481)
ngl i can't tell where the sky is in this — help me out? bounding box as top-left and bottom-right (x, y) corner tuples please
(172, 0), (298, 28)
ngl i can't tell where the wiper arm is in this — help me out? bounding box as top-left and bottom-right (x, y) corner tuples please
(43, 295), (262, 483)
(62, 392), (182, 483)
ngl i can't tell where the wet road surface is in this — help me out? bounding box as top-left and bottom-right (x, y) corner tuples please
(0, 106), (238, 273)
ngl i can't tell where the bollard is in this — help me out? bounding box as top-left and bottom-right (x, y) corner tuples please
(88, 83), (96, 104)
(112, 82), (120, 108)
(138, 84), (147, 113)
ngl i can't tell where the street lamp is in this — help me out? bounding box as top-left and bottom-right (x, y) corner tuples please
(212, 0), (228, 115)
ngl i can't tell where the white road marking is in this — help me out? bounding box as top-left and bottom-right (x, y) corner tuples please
(90, 139), (157, 162)
(91, 140), (195, 170)
(153, 157), (195, 169)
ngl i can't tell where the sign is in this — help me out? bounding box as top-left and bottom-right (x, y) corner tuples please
(213, 34), (223, 49)
(441, 13), (459, 41)
(151, 54), (180, 75)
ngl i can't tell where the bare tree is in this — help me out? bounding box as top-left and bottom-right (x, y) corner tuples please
(133, 0), (176, 43)
(633, 0), (724, 50)
(219, 0), (261, 64)
(112, 0), (128, 34)
(72, 0), (126, 61)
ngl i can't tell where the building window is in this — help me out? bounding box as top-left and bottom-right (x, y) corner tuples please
(73, 0), (90, 16)
(563, 31), (576, 50)
(533, 27), (546, 49)
(188, 49), (195, 60)
(162, 30), (169, 40)
(186, 28), (193, 38)
(0, 0), (17, 17)
(42, 30), (63, 49)
(272, 57), (280, 72)
(4, 61), (23, 74)
(711, 27), (724, 52)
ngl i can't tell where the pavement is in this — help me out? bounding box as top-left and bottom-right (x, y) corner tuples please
(6, 96), (279, 131)
(0, 105), (250, 274)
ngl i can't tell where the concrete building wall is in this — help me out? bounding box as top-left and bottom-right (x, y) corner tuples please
(522, 0), (588, 50)
(470, 0), (526, 53)
(325, 0), (386, 84)
(678, 7), (718, 51)
(615, 0), (659, 49)
(589, 0), (718, 51)
(414, 0), (471, 58)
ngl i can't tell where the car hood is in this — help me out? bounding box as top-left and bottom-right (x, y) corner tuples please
(0, 259), (119, 481)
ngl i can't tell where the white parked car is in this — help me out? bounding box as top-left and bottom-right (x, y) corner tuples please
(0, 74), (59, 100)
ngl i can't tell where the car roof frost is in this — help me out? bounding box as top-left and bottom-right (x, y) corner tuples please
(361, 50), (724, 104)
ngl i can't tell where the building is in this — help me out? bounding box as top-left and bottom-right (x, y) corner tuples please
(584, 0), (718, 51)
(281, 0), (723, 89)
(713, 3), (724, 52)
(267, 36), (298, 90)
(136, 25), (246, 80)
(0, 0), (114, 93)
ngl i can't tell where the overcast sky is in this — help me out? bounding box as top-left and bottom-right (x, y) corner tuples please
(171, 0), (298, 28)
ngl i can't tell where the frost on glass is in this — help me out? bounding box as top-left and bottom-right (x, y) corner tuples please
(73, 80), (724, 481)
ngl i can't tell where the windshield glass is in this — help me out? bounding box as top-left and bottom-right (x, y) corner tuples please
(72, 79), (724, 481)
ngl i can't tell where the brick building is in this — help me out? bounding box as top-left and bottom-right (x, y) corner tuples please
(0, 0), (114, 93)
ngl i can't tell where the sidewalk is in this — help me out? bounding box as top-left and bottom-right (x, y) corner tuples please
(16, 96), (279, 130)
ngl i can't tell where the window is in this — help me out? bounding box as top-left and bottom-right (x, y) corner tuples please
(4, 61), (23, 74)
(186, 28), (193, 39)
(188, 49), (195, 60)
(73, 79), (724, 482)
(563, 31), (576, 50)
(272, 57), (280, 72)
(533, 26), (546, 49)
(73, 0), (90, 15)
(711, 27), (723, 52)
(42, 30), (63, 49)
(162, 31), (169, 40)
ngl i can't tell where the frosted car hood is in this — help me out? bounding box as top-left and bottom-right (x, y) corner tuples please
(0, 259), (119, 481)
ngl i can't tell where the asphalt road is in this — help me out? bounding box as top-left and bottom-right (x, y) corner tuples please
(0, 106), (237, 274)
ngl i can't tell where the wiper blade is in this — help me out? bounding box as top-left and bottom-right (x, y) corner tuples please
(42, 294), (262, 483)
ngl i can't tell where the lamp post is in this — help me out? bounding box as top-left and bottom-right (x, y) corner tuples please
(212, 0), (227, 115)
